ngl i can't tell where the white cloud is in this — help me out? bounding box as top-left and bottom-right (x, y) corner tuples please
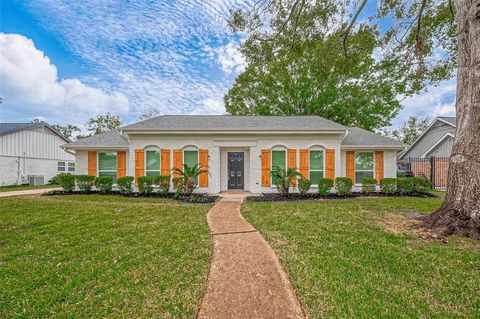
(189, 98), (226, 115)
(0, 33), (129, 124)
(217, 41), (246, 74)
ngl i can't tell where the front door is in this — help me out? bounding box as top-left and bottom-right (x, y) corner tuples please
(228, 152), (244, 189)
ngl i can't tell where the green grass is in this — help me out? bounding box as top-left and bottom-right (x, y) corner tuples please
(242, 196), (480, 319)
(0, 195), (212, 318)
(0, 184), (60, 192)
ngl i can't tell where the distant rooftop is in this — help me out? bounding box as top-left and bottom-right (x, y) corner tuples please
(438, 116), (456, 126)
(0, 123), (39, 136)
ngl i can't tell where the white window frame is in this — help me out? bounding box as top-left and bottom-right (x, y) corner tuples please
(67, 162), (75, 172)
(183, 146), (199, 185)
(309, 147), (325, 186)
(270, 146), (287, 186)
(58, 161), (66, 172)
(145, 146), (161, 176)
(354, 151), (375, 185)
(97, 151), (117, 178)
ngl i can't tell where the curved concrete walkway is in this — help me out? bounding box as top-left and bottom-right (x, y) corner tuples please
(0, 187), (61, 197)
(197, 196), (305, 319)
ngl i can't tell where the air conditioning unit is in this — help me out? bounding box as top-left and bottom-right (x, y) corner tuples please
(28, 175), (44, 186)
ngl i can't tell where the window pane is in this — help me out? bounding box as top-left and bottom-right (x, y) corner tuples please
(146, 171), (160, 176)
(272, 151), (286, 170)
(355, 152), (374, 170)
(99, 171), (117, 182)
(184, 150), (198, 168)
(355, 171), (374, 183)
(68, 163), (75, 172)
(310, 171), (324, 185)
(146, 150), (160, 171)
(58, 162), (65, 171)
(99, 152), (117, 171)
(310, 150), (324, 170)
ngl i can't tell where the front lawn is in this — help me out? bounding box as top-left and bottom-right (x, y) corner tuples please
(0, 195), (212, 318)
(0, 184), (59, 192)
(242, 196), (480, 318)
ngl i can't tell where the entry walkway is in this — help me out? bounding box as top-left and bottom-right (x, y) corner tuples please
(0, 187), (61, 197)
(197, 195), (305, 319)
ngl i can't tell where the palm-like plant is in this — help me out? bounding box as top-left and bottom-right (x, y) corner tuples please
(271, 166), (302, 196)
(171, 163), (209, 195)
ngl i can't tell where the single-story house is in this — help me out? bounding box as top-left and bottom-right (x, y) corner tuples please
(0, 122), (75, 186)
(63, 115), (405, 194)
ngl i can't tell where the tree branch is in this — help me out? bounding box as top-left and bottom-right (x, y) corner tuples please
(341, 0), (368, 57)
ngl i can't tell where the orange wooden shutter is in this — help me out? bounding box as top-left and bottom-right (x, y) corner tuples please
(287, 149), (297, 186)
(261, 149), (271, 187)
(325, 149), (335, 180)
(199, 149), (209, 187)
(117, 151), (126, 178)
(173, 149), (183, 178)
(87, 151), (97, 176)
(134, 149), (145, 184)
(346, 151), (355, 183)
(375, 151), (384, 182)
(161, 149), (171, 176)
(299, 149), (309, 179)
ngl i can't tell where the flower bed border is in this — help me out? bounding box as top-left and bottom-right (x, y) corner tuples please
(246, 191), (437, 202)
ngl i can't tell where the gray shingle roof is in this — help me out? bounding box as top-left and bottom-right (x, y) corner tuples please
(0, 123), (39, 136)
(342, 127), (405, 147)
(121, 115), (346, 131)
(438, 116), (456, 126)
(66, 130), (128, 147)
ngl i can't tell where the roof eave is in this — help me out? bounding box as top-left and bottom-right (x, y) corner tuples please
(63, 145), (129, 150)
(341, 145), (406, 150)
(121, 128), (347, 134)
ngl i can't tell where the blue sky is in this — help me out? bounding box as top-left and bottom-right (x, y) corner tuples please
(0, 0), (456, 129)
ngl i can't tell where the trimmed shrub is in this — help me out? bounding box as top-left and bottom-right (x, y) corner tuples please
(362, 177), (377, 193)
(58, 173), (75, 192)
(48, 173), (62, 185)
(413, 176), (432, 193)
(335, 177), (353, 196)
(154, 175), (171, 194)
(380, 178), (397, 194)
(397, 177), (414, 194)
(95, 176), (113, 194)
(318, 178), (334, 196)
(75, 175), (95, 192)
(172, 177), (185, 198)
(138, 176), (154, 194)
(298, 179), (312, 196)
(117, 176), (134, 194)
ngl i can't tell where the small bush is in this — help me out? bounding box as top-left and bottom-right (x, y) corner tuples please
(362, 177), (377, 193)
(57, 173), (75, 192)
(335, 177), (353, 196)
(397, 177), (414, 194)
(48, 173), (62, 185)
(413, 176), (432, 193)
(380, 178), (397, 194)
(154, 175), (171, 194)
(138, 176), (154, 194)
(318, 178), (334, 196)
(298, 179), (312, 196)
(172, 177), (185, 198)
(75, 175), (95, 192)
(117, 176), (134, 194)
(95, 176), (113, 194)
(397, 172), (406, 178)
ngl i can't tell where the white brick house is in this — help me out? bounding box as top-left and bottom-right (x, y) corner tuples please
(64, 115), (404, 194)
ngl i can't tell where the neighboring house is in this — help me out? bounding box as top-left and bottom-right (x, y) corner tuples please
(0, 123), (75, 186)
(64, 115), (404, 194)
(398, 116), (456, 160)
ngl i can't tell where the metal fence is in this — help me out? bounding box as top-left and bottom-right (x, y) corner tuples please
(400, 156), (450, 189)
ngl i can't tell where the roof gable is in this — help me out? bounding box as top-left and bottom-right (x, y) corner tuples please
(0, 122), (70, 142)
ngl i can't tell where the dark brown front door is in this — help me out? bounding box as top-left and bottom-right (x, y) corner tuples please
(228, 152), (244, 189)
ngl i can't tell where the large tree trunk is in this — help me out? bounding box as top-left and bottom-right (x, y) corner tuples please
(421, 0), (480, 240)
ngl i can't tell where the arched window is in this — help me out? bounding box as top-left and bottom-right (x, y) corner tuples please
(183, 146), (199, 184)
(145, 146), (160, 176)
(271, 145), (287, 185)
(309, 146), (325, 185)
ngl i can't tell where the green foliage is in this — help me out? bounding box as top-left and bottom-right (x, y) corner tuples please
(382, 116), (430, 144)
(154, 175), (171, 194)
(271, 167), (302, 196)
(57, 173), (75, 192)
(335, 177), (353, 196)
(137, 176), (154, 195)
(51, 124), (81, 140)
(298, 179), (312, 196)
(171, 164), (208, 195)
(380, 178), (397, 194)
(172, 177), (185, 198)
(48, 173), (62, 185)
(318, 178), (334, 196)
(362, 178), (378, 193)
(117, 176), (134, 194)
(85, 112), (122, 136)
(397, 177), (415, 194)
(95, 176), (113, 194)
(75, 175), (95, 192)
(413, 176), (432, 193)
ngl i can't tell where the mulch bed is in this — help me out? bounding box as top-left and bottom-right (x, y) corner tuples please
(43, 190), (219, 203)
(246, 192), (437, 202)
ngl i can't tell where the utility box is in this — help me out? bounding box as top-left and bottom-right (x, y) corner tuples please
(28, 175), (45, 186)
